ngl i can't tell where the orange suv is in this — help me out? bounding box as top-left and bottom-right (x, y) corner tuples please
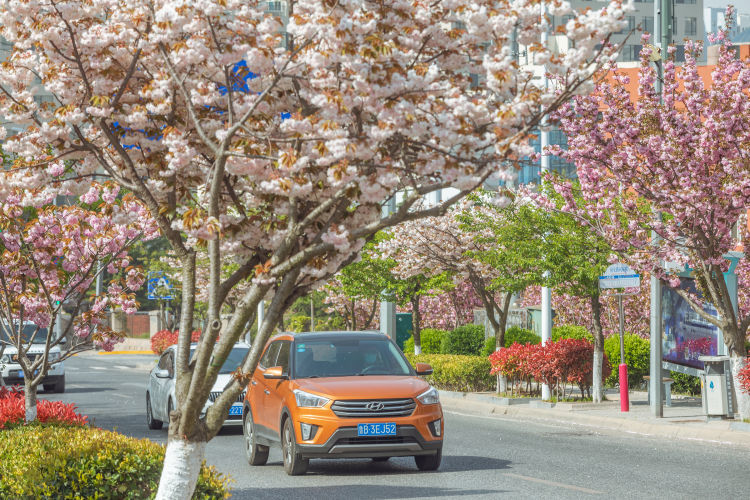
(242, 331), (443, 475)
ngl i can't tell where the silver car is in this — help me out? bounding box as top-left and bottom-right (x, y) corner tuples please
(146, 342), (249, 429)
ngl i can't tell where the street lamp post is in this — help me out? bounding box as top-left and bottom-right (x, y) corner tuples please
(540, 1), (552, 402)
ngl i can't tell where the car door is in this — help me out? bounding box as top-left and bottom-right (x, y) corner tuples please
(252, 341), (280, 431)
(264, 340), (291, 435)
(151, 351), (172, 421)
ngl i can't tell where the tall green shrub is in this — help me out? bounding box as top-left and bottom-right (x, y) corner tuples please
(551, 325), (593, 343)
(603, 334), (650, 387)
(481, 326), (541, 357)
(440, 324), (485, 356)
(670, 371), (701, 395)
(403, 328), (448, 354)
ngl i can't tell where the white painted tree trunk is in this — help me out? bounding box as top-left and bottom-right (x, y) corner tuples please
(730, 355), (750, 420)
(592, 348), (603, 403)
(414, 344), (422, 355)
(155, 438), (207, 500)
(497, 374), (507, 394)
(24, 381), (37, 422)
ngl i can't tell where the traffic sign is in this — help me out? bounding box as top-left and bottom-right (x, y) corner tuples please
(147, 271), (174, 300)
(599, 263), (640, 289)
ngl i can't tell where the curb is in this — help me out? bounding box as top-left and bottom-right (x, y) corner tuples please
(98, 350), (155, 355)
(438, 390), (750, 449)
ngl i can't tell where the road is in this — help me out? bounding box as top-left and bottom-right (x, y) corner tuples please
(42, 354), (750, 499)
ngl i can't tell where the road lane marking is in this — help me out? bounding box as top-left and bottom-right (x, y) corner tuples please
(114, 365), (132, 370)
(122, 383), (146, 388)
(91, 366), (106, 370)
(502, 473), (604, 495)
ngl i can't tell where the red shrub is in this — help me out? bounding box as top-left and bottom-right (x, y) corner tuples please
(0, 386), (88, 428)
(150, 329), (202, 354)
(738, 359), (750, 395)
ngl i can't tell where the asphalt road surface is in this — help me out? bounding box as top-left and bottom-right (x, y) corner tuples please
(41, 353), (750, 499)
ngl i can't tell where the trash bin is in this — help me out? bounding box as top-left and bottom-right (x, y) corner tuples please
(699, 355), (731, 417)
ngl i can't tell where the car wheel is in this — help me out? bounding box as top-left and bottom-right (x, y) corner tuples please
(372, 457), (390, 462)
(414, 447), (442, 471)
(282, 418), (308, 476)
(243, 408), (269, 466)
(53, 375), (65, 393)
(146, 393), (163, 430)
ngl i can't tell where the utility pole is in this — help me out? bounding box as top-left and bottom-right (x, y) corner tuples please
(539, 0), (553, 402)
(649, 0), (672, 418)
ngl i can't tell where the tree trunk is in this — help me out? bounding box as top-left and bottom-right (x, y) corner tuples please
(351, 298), (356, 330)
(590, 294), (605, 403)
(412, 295), (422, 355)
(24, 380), (38, 422)
(154, 437), (207, 500)
(363, 299), (377, 330)
(730, 354), (750, 420)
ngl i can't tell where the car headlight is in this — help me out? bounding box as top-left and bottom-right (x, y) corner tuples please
(0, 355), (8, 363)
(293, 389), (330, 408)
(417, 387), (440, 405)
(48, 352), (61, 361)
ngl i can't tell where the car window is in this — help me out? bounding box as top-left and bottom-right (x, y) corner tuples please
(259, 342), (281, 369)
(294, 338), (412, 378)
(167, 351), (175, 378)
(275, 341), (291, 374)
(158, 351), (171, 370)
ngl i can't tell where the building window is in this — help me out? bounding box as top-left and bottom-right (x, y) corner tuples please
(634, 0), (654, 3)
(684, 17), (697, 36)
(619, 44), (641, 62)
(675, 0), (696, 4)
(643, 16), (654, 34)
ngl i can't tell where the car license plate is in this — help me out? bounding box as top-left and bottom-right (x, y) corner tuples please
(18, 370), (39, 378)
(357, 423), (396, 437)
(228, 404), (243, 416)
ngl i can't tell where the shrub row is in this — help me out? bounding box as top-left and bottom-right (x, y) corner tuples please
(0, 386), (88, 429)
(0, 424), (229, 499)
(481, 326), (541, 357)
(150, 329), (202, 355)
(403, 328), (447, 354)
(405, 353), (495, 392)
(489, 339), (611, 398)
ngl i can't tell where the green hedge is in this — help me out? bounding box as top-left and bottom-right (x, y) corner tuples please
(670, 371), (701, 396)
(0, 424), (229, 499)
(402, 328), (448, 354)
(405, 353), (494, 392)
(481, 326), (541, 357)
(440, 325), (485, 356)
(603, 334), (650, 387)
(551, 325), (594, 343)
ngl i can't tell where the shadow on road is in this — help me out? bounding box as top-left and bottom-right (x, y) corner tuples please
(229, 484), (503, 500)
(57, 387), (115, 394)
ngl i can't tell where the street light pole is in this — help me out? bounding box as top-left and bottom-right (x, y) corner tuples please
(380, 196), (397, 340)
(540, 0), (552, 402)
(649, 0), (672, 418)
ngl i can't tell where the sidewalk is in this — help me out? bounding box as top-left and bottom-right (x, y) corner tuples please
(73, 337), (154, 356)
(439, 388), (750, 449)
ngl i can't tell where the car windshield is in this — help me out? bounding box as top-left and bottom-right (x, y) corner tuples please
(0, 323), (50, 344)
(294, 338), (412, 378)
(189, 346), (249, 374)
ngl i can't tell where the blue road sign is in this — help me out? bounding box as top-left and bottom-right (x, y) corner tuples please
(147, 271), (174, 300)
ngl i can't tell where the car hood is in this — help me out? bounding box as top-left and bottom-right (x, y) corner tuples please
(210, 374), (235, 393)
(294, 376), (430, 400)
(2, 345), (61, 355)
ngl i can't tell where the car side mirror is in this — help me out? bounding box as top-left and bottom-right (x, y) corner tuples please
(263, 366), (287, 379)
(155, 368), (171, 379)
(415, 363), (433, 376)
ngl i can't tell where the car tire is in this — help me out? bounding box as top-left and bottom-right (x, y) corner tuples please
(243, 407), (269, 466)
(282, 418), (308, 476)
(414, 447), (442, 471)
(372, 457), (390, 462)
(147, 393), (163, 430)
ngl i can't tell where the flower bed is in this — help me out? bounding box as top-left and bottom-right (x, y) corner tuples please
(150, 329), (202, 354)
(0, 386), (88, 429)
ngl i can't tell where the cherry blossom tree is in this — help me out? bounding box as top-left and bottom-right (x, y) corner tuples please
(0, 0), (627, 494)
(419, 280), (483, 330)
(0, 181), (155, 421)
(551, 32), (750, 417)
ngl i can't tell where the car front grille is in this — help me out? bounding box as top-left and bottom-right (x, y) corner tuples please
(208, 390), (246, 403)
(11, 353), (41, 363)
(335, 436), (416, 445)
(330, 398), (416, 418)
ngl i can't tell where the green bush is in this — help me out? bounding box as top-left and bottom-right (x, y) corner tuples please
(603, 334), (650, 387)
(403, 328), (448, 354)
(551, 325), (594, 343)
(440, 324), (485, 356)
(405, 353), (494, 392)
(0, 424), (230, 499)
(286, 314), (310, 333)
(481, 326), (541, 357)
(670, 371), (701, 396)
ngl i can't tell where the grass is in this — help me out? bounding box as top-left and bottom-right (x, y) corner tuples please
(124, 332), (151, 339)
